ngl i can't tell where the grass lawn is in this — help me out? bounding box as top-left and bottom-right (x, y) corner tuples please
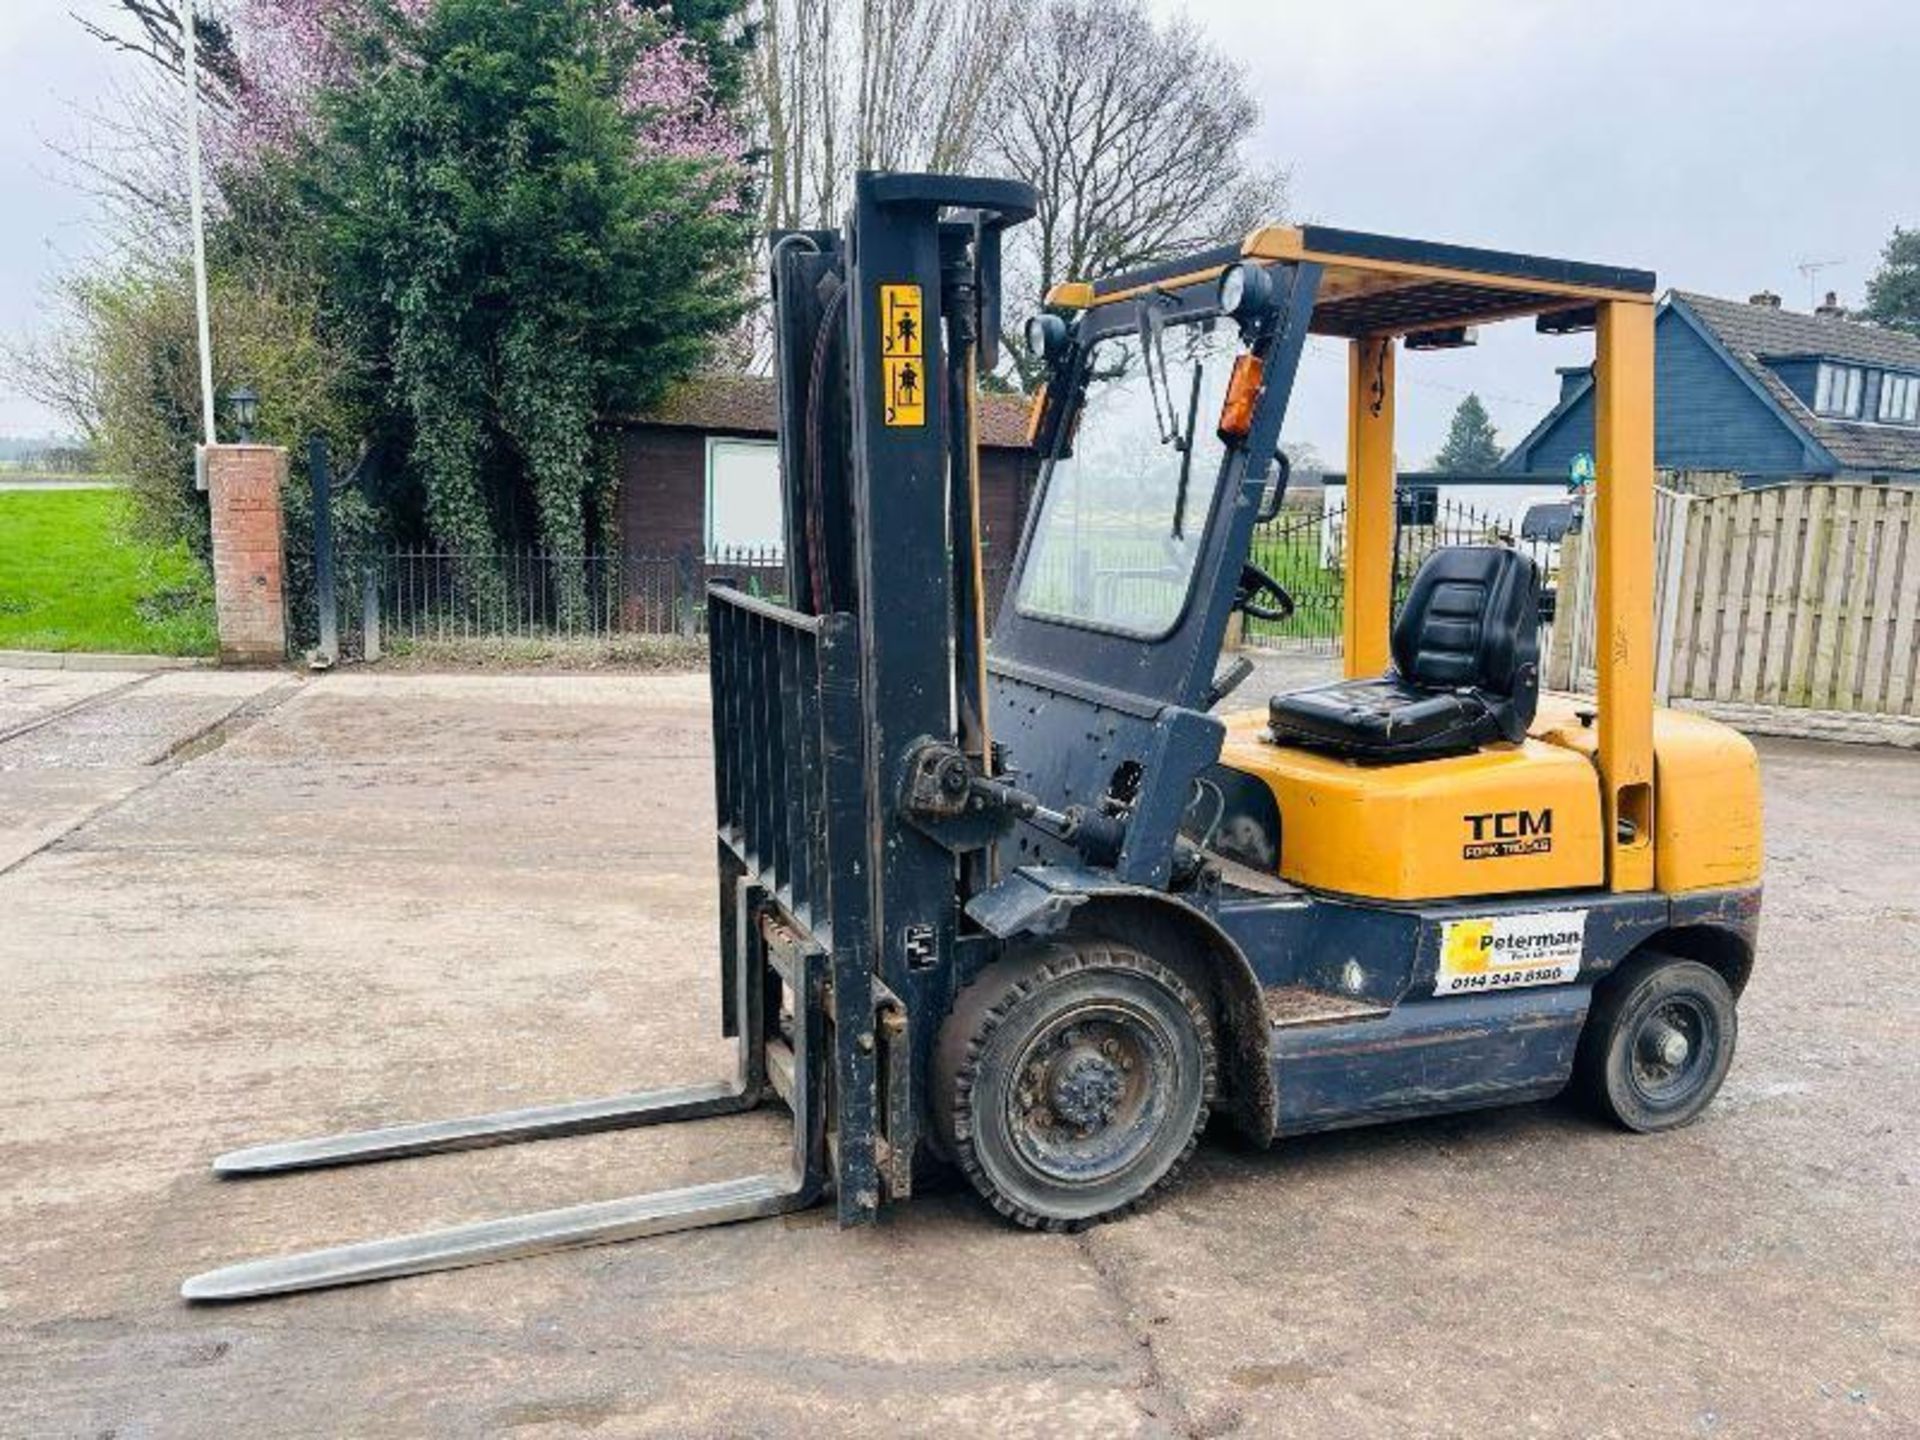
(0, 489), (216, 656)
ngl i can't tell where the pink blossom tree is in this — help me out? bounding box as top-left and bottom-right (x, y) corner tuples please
(211, 0), (741, 179)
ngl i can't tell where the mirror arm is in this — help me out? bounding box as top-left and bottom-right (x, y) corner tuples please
(1171, 362), (1204, 538)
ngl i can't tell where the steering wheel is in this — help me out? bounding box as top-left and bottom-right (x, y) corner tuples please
(1234, 561), (1295, 623)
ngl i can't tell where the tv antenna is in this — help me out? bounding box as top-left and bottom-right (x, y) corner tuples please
(1795, 255), (1845, 309)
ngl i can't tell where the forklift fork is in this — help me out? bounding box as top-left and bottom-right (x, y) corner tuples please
(182, 907), (826, 1302)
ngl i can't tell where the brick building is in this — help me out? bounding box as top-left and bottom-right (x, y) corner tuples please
(616, 375), (1041, 578)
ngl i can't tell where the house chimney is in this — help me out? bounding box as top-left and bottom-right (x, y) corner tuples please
(1555, 365), (1591, 405)
(1816, 290), (1847, 319)
(1748, 290), (1782, 309)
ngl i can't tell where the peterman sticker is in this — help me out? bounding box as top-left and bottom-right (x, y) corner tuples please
(1435, 909), (1587, 996)
(880, 283), (925, 427)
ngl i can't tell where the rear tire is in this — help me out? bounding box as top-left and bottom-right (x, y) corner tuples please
(932, 939), (1215, 1230)
(1576, 951), (1736, 1133)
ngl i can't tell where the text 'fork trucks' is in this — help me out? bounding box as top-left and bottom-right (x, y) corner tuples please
(184, 172), (1762, 1301)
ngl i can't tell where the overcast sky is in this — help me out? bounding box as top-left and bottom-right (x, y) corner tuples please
(1, 1), (1915, 462)
(0, 2), (124, 436)
(1192, 0), (1920, 468)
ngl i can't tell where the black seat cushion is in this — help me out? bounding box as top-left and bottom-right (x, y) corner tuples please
(1269, 546), (1540, 761)
(1264, 675), (1498, 758)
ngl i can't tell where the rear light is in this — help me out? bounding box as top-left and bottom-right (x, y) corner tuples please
(1217, 354), (1264, 442)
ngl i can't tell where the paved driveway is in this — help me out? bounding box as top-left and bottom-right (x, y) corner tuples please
(1, 665), (1914, 1436)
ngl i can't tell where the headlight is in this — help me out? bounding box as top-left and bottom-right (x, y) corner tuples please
(1025, 313), (1069, 363)
(1218, 262), (1273, 319)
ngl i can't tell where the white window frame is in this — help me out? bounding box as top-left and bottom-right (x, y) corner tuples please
(1878, 372), (1920, 425)
(703, 436), (785, 560)
(1816, 362), (1864, 419)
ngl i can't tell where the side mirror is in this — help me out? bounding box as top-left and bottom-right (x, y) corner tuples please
(1256, 450), (1292, 523)
(1025, 313), (1069, 365)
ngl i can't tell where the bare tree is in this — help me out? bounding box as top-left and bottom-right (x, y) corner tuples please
(750, 0), (1024, 232)
(72, 2), (240, 93)
(991, 0), (1288, 388)
(4, 279), (107, 444)
(46, 2), (250, 267)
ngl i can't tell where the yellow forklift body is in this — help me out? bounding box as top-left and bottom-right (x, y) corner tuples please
(1218, 696), (1763, 903)
(1218, 711), (1605, 900)
(1530, 696), (1764, 893)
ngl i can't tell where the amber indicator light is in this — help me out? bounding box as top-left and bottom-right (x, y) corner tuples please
(1217, 353), (1263, 441)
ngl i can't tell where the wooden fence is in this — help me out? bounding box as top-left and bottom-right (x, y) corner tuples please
(1552, 483), (1920, 716)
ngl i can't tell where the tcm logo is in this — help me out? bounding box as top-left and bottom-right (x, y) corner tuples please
(1463, 808), (1553, 860)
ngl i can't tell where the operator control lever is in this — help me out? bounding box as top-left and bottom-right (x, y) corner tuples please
(903, 741), (1162, 875)
(970, 775), (1129, 869)
(1204, 657), (1255, 710)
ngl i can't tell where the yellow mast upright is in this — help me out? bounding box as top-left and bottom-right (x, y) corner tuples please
(1343, 335), (1397, 677)
(1592, 298), (1658, 892)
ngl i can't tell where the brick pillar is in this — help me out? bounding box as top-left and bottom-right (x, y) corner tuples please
(206, 444), (289, 665)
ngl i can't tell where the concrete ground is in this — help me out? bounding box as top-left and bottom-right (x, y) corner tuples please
(1, 661), (1914, 1437)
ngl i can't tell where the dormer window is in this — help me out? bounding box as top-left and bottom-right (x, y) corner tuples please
(1879, 373), (1920, 425)
(1815, 362), (1864, 418)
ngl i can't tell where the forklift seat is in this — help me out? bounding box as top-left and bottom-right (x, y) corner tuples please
(1267, 545), (1540, 761)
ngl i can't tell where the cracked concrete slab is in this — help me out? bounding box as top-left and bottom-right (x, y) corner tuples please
(0, 668), (146, 742)
(0, 668), (295, 874)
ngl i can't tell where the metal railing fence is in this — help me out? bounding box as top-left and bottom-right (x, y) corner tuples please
(289, 543), (1020, 659)
(289, 545), (786, 657)
(291, 498), (1565, 662)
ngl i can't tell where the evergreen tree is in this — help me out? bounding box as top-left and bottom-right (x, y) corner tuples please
(1432, 393), (1503, 473)
(1861, 227), (1920, 336)
(294, 0), (753, 558)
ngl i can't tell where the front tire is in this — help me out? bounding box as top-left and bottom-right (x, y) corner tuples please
(932, 939), (1215, 1230)
(1576, 952), (1737, 1132)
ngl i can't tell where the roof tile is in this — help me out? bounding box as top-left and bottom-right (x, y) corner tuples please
(1675, 292), (1920, 474)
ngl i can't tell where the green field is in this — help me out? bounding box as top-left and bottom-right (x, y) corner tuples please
(0, 489), (216, 656)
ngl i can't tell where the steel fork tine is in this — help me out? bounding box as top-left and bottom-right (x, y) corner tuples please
(213, 1079), (756, 1176)
(182, 1170), (812, 1302)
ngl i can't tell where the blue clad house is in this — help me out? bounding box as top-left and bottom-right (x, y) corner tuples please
(1502, 290), (1920, 485)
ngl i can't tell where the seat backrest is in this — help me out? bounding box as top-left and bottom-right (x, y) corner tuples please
(1389, 545), (1540, 738)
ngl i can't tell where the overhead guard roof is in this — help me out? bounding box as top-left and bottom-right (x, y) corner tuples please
(1068, 224), (1657, 339)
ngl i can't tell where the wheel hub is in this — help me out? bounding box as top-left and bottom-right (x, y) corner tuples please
(1050, 1054), (1124, 1131)
(1629, 998), (1713, 1099)
(1640, 1020), (1691, 1069)
(1004, 1009), (1171, 1183)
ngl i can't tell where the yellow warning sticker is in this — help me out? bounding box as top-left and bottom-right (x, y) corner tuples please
(884, 357), (925, 427)
(1434, 909), (1587, 996)
(880, 283), (925, 427)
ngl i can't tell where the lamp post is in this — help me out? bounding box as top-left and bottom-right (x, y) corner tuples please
(228, 386), (260, 443)
(181, 0), (216, 490)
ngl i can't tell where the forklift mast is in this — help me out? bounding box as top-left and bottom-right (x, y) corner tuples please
(710, 172), (1040, 1220)
(181, 174), (1040, 1301)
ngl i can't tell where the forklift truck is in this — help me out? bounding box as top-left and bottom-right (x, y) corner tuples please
(184, 172), (1762, 1300)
